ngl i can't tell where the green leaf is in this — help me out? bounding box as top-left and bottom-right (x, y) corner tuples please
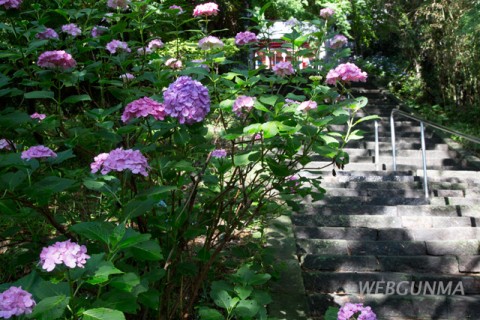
(96, 292), (138, 313)
(234, 285), (253, 300)
(31, 281), (70, 300)
(24, 90), (55, 100)
(353, 114), (380, 126)
(123, 196), (157, 220)
(234, 151), (261, 167)
(48, 149), (76, 165)
(130, 240), (163, 261)
(28, 177), (76, 204)
(83, 179), (107, 191)
(70, 222), (115, 244)
(109, 273), (141, 293)
(29, 295), (69, 320)
(63, 94), (92, 104)
(324, 306), (339, 320)
(116, 229), (151, 250)
(0, 110), (32, 129)
(233, 299), (260, 318)
(0, 200), (17, 216)
(86, 261), (124, 285)
(259, 95), (278, 106)
(243, 123), (262, 135)
(82, 308), (126, 320)
(261, 122), (279, 138)
(346, 129), (365, 141)
(198, 307), (225, 320)
(211, 290), (237, 310)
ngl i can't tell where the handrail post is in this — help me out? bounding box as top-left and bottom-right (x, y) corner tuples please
(374, 120), (379, 171)
(390, 112), (397, 171)
(420, 121), (429, 198)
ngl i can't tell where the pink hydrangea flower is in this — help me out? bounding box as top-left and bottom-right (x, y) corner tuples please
(107, 0), (129, 10)
(119, 73), (135, 82)
(198, 36), (224, 50)
(39, 239), (90, 272)
(91, 148), (150, 176)
(91, 26), (107, 38)
(338, 303), (377, 320)
(329, 34), (348, 49)
(326, 62), (367, 85)
(272, 61), (294, 77)
(235, 31), (257, 45)
(233, 95), (255, 117)
(0, 0), (22, 9)
(37, 50), (77, 69)
(106, 40), (131, 54)
(121, 97), (166, 122)
(169, 5), (184, 13)
(165, 58), (182, 69)
(148, 39), (164, 50)
(0, 139), (12, 150)
(21, 145), (57, 160)
(211, 149), (227, 158)
(30, 113), (46, 120)
(320, 7), (334, 19)
(35, 28), (59, 40)
(163, 76), (210, 124)
(61, 23), (81, 37)
(193, 2), (219, 17)
(0, 286), (35, 318)
(297, 100), (317, 112)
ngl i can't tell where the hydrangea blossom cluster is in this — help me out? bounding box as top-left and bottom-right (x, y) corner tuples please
(297, 100), (317, 112)
(30, 113), (46, 120)
(61, 23), (81, 37)
(106, 40), (131, 54)
(165, 58), (182, 69)
(326, 63), (368, 85)
(163, 76), (210, 124)
(272, 61), (294, 77)
(235, 31), (257, 45)
(0, 0), (22, 9)
(0, 286), (35, 318)
(91, 148), (150, 176)
(107, 0), (129, 10)
(330, 34), (348, 49)
(121, 97), (165, 122)
(119, 73), (135, 82)
(193, 2), (219, 17)
(35, 28), (59, 40)
(148, 39), (164, 51)
(37, 50), (77, 69)
(0, 139), (12, 150)
(337, 303), (377, 320)
(233, 95), (255, 117)
(211, 149), (227, 158)
(198, 36), (224, 50)
(39, 240), (90, 272)
(169, 5), (184, 13)
(21, 145), (57, 160)
(91, 26), (108, 38)
(320, 7), (335, 19)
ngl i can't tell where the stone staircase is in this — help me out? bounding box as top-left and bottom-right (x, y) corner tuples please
(295, 86), (480, 319)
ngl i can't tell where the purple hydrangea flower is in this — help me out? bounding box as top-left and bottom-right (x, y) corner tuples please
(37, 50), (77, 69)
(338, 303), (377, 320)
(21, 145), (57, 160)
(198, 36), (224, 50)
(233, 95), (254, 117)
(320, 7), (334, 19)
(119, 73), (135, 82)
(165, 58), (182, 69)
(61, 23), (81, 37)
(91, 26), (108, 38)
(121, 97), (165, 122)
(147, 39), (164, 52)
(30, 113), (46, 120)
(326, 63), (367, 85)
(211, 149), (227, 158)
(0, 139), (12, 150)
(297, 100), (317, 112)
(0, 286), (35, 318)
(106, 40), (131, 54)
(329, 34), (348, 49)
(39, 239), (90, 272)
(35, 28), (59, 40)
(163, 76), (210, 124)
(193, 2), (219, 17)
(272, 61), (294, 77)
(107, 0), (129, 10)
(91, 148), (150, 176)
(0, 0), (21, 9)
(235, 31), (257, 45)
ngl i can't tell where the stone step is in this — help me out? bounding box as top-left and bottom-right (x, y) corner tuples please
(347, 140), (450, 150)
(313, 195), (428, 206)
(430, 197), (480, 206)
(417, 170), (480, 183)
(302, 271), (480, 294)
(307, 293), (480, 320)
(321, 180), (422, 190)
(322, 187), (424, 198)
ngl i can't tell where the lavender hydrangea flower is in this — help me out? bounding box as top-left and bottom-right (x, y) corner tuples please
(147, 39), (164, 51)
(338, 303), (377, 320)
(91, 148), (150, 176)
(91, 26), (108, 38)
(61, 23), (81, 37)
(21, 145), (57, 160)
(0, 0), (22, 9)
(233, 95), (254, 117)
(235, 31), (257, 45)
(0, 139), (12, 150)
(165, 58), (182, 69)
(119, 73), (135, 82)
(35, 28), (59, 40)
(198, 36), (224, 50)
(37, 50), (77, 69)
(106, 40), (131, 54)
(107, 0), (129, 10)
(30, 113), (46, 120)
(297, 100), (317, 112)
(329, 34), (348, 49)
(193, 2), (219, 17)
(326, 62), (367, 85)
(320, 7), (334, 19)
(211, 149), (227, 158)
(0, 286), (35, 318)
(272, 61), (294, 77)
(169, 5), (184, 13)
(121, 97), (166, 122)
(163, 76), (210, 124)
(39, 239), (90, 272)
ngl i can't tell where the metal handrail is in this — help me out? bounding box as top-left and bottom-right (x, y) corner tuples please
(390, 109), (480, 198)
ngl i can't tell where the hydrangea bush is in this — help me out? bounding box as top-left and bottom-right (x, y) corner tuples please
(0, 1), (373, 319)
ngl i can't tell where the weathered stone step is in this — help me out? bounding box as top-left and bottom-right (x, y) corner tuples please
(430, 197), (480, 206)
(321, 180), (422, 190)
(313, 195), (428, 206)
(347, 140), (450, 150)
(321, 187), (423, 198)
(307, 293), (480, 320)
(417, 170), (480, 183)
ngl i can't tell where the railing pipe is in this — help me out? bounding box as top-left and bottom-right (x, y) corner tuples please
(420, 121), (429, 198)
(390, 113), (397, 171)
(374, 120), (379, 171)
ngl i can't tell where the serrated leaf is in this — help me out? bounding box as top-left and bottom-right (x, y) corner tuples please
(70, 222), (115, 244)
(130, 240), (163, 261)
(82, 308), (126, 320)
(234, 151), (261, 167)
(109, 273), (140, 292)
(29, 295), (69, 320)
(116, 229), (151, 250)
(87, 261), (124, 285)
(261, 122), (279, 138)
(63, 94), (92, 104)
(24, 90), (55, 100)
